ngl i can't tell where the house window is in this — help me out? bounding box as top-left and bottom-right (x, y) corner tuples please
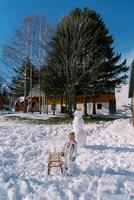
(97, 104), (102, 109)
(51, 104), (57, 110)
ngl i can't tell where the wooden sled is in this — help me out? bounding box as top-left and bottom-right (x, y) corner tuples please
(47, 152), (63, 175)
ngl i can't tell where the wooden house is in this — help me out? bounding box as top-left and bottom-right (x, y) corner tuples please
(15, 84), (116, 115)
(15, 97), (25, 112)
(15, 96), (40, 112)
(45, 91), (116, 115)
(15, 86), (41, 112)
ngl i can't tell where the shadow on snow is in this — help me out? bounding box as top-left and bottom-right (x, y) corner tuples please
(85, 144), (134, 153)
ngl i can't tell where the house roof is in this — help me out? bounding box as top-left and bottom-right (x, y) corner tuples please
(28, 85), (43, 97)
(129, 63), (134, 98)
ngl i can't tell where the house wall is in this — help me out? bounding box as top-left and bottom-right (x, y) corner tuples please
(45, 93), (116, 115)
(45, 93), (116, 105)
(15, 92), (116, 115)
(92, 103), (109, 115)
(15, 103), (24, 111)
(73, 102), (109, 115)
(27, 102), (39, 112)
(46, 102), (110, 115)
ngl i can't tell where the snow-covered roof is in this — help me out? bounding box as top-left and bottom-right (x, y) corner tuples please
(19, 96), (25, 103)
(14, 96), (24, 105)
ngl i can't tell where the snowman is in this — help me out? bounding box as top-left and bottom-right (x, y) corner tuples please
(73, 108), (87, 146)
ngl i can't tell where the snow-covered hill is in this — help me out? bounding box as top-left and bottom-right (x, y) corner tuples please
(0, 116), (134, 200)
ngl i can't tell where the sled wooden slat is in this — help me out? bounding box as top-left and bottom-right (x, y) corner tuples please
(48, 152), (63, 175)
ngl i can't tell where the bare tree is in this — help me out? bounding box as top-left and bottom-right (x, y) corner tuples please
(2, 14), (51, 113)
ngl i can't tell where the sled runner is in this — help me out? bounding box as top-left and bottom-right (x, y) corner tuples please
(47, 152), (63, 175)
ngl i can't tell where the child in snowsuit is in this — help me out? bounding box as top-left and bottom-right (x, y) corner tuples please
(61, 132), (77, 176)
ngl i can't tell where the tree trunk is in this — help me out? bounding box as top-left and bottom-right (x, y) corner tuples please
(31, 98), (34, 113)
(39, 87), (41, 114)
(68, 94), (73, 118)
(73, 95), (77, 111)
(46, 103), (48, 114)
(60, 95), (63, 113)
(65, 95), (68, 116)
(24, 66), (27, 113)
(53, 96), (56, 115)
(24, 97), (27, 113)
(84, 93), (88, 116)
(45, 96), (48, 114)
(93, 95), (96, 115)
(42, 93), (45, 113)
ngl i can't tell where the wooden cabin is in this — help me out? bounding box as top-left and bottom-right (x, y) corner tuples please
(129, 63), (134, 123)
(15, 86), (42, 112)
(15, 97), (25, 111)
(15, 96), (40, 112)
(0, 94), (4, 109)
(15, 86), (116, 115)
(27, 97), (40, 112)
(45, 92), (116, 115)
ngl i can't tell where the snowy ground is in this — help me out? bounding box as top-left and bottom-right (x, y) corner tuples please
(0, 115), (134, 200)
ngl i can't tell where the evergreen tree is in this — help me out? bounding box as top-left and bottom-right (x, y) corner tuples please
(1, 87), (10, 106)
(9, 58), (39, 97)
(42, 7), (128, 117)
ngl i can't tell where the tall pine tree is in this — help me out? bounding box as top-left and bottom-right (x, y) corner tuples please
(42, 7), (128, 117)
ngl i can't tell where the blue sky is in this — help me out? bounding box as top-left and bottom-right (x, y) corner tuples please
(0, 0), (134, 78)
